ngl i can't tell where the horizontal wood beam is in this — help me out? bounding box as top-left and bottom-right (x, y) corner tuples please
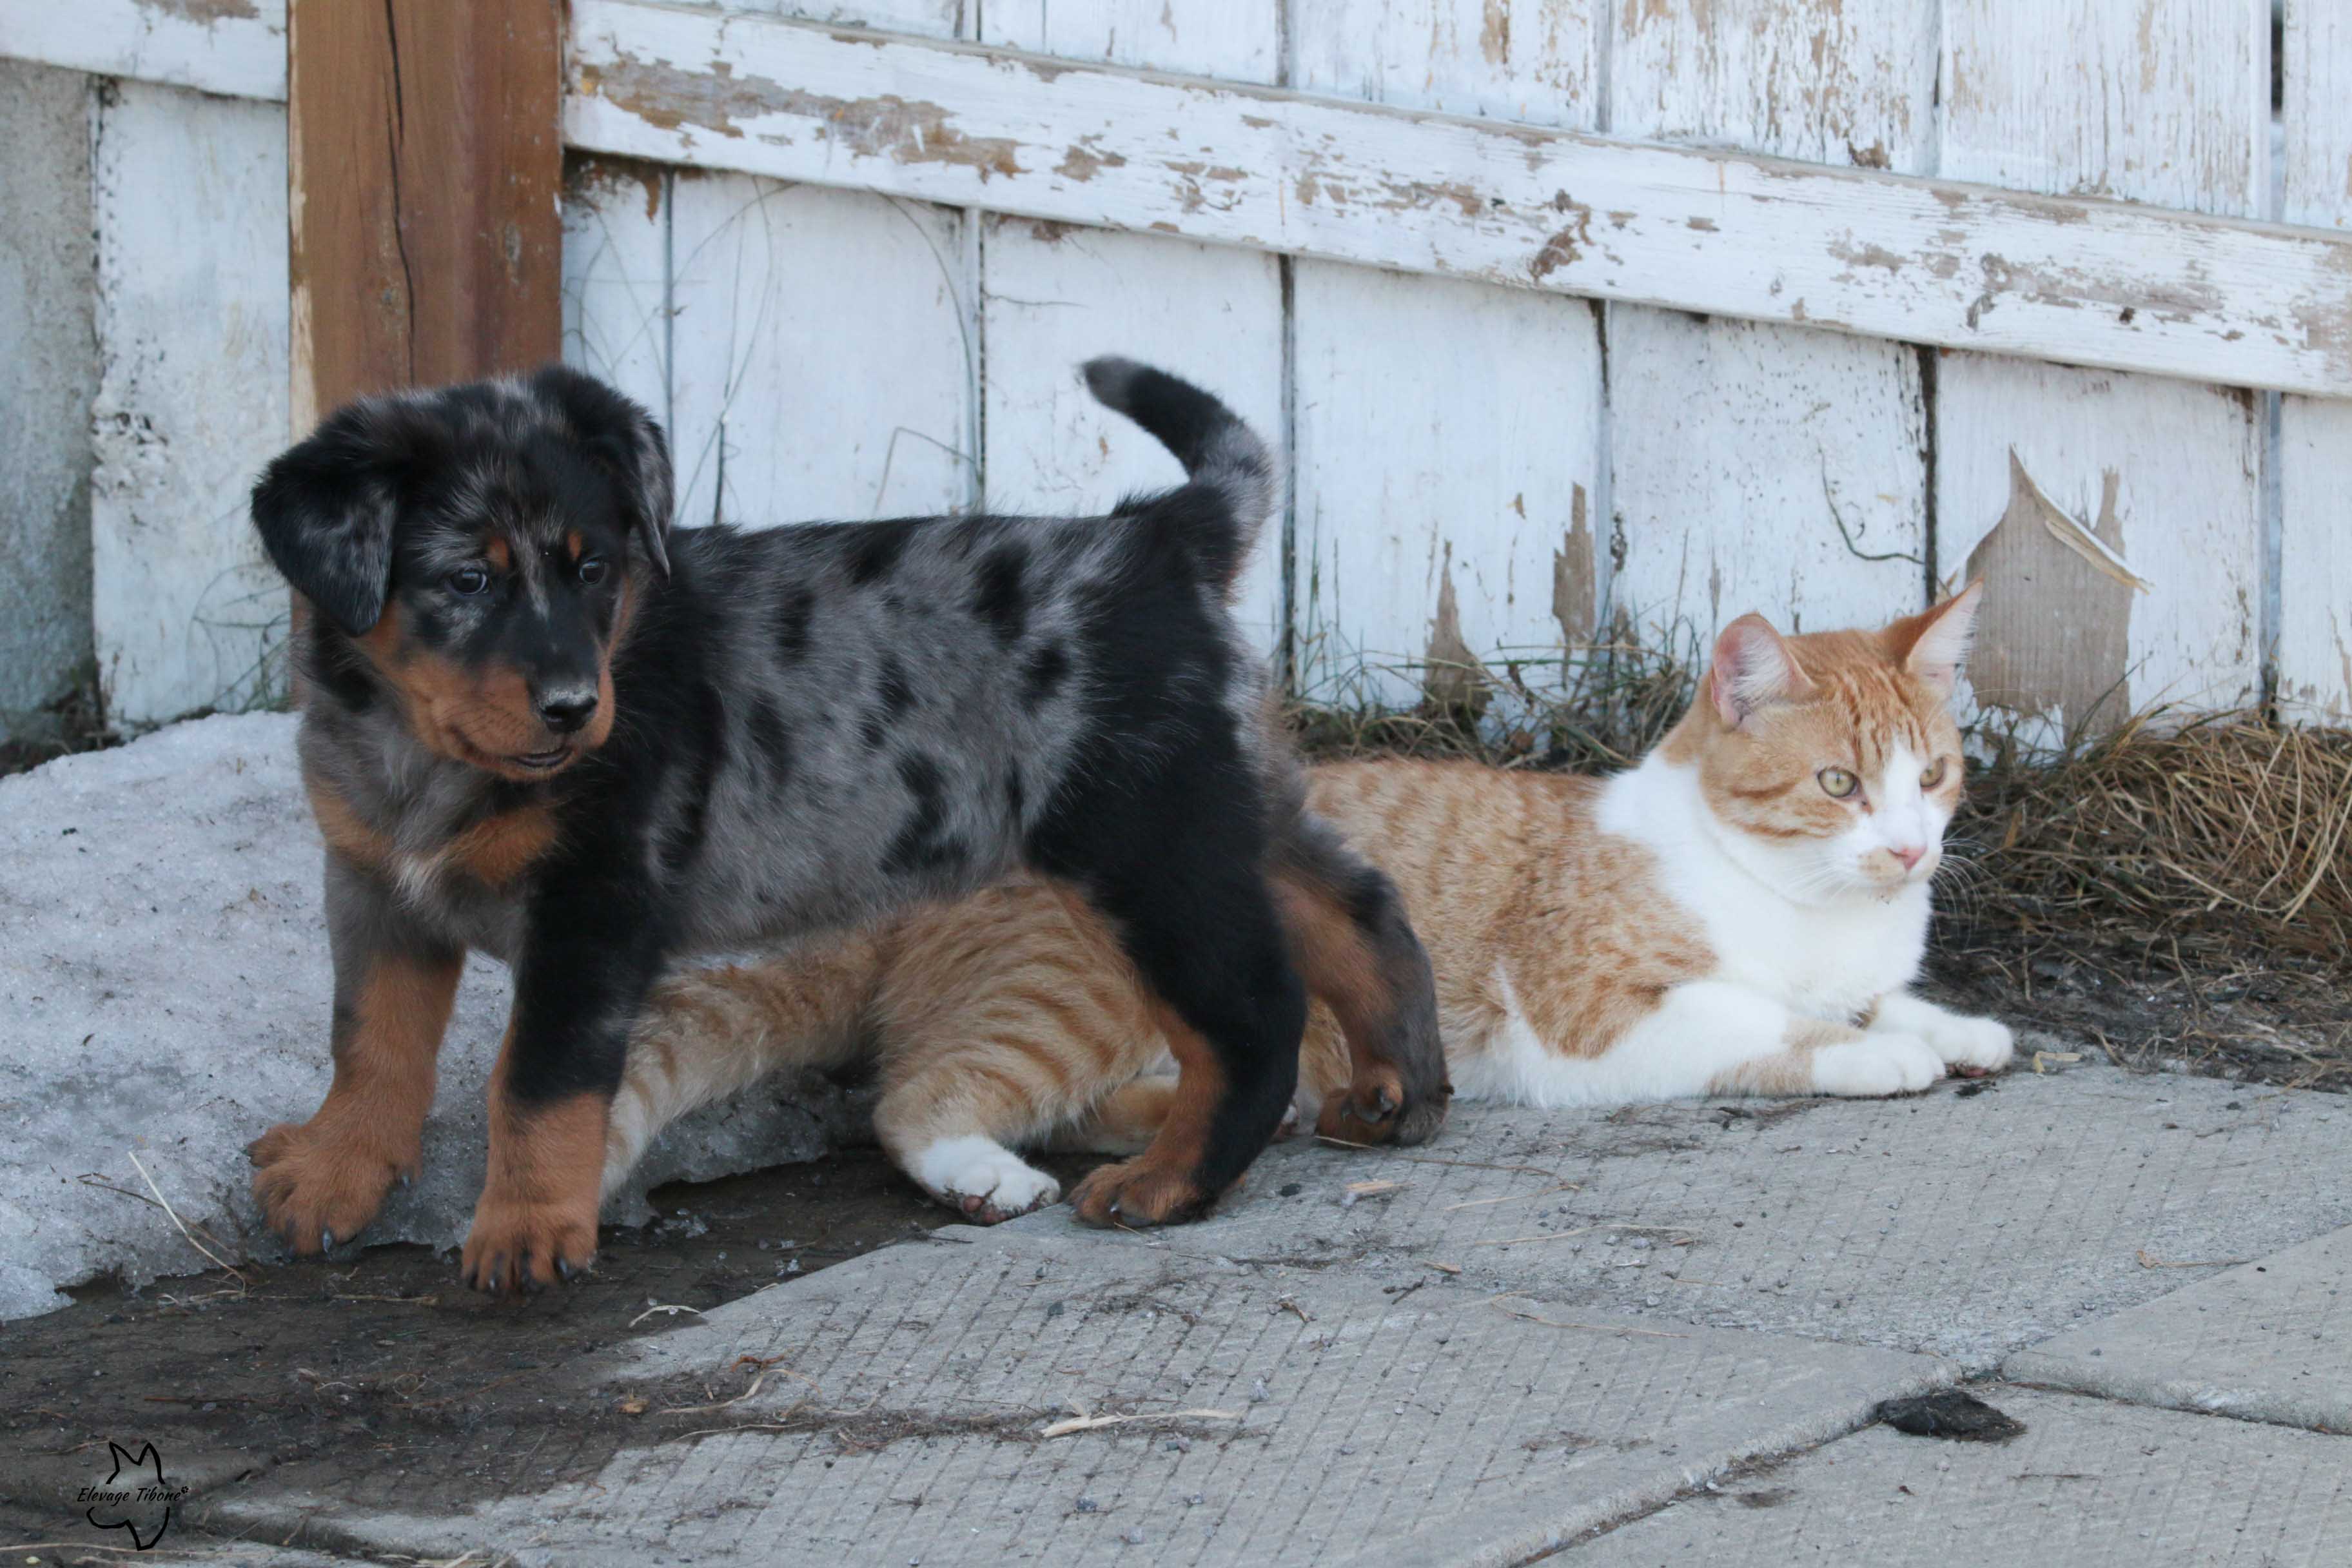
(563, 0), (2352, 399)
(14, 0), (2352, 398)
(0, 0), (286, 101)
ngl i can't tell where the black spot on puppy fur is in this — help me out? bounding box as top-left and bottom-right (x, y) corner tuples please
(974, 545), (1029, 646)
(883, 752), (968, 876)
(847, 519), (917, 585)
(1022, 642), (1068, 709)
(772, 587), (814, 663)
(879, 654), (916, 720)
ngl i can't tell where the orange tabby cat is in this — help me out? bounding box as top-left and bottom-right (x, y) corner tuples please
(605, 587), (2010, 1222)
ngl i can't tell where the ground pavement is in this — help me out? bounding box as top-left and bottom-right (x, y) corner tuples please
(159, 1063), (2352, 1564)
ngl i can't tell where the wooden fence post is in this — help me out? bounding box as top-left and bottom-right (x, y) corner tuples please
(288, 0), (564, 433)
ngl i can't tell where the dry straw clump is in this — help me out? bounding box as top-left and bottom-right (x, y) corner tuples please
(1950, 709), (2352, 970)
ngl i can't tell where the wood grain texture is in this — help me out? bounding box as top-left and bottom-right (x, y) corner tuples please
(90, 81), (289, 730)
(1607, 311), (1927, 648)
(1292, 263), (1605, 710)
(0, 0), (286, 101)
(1936, 0), (2269, 741)
(1937, 358), (2262, 740)
(1942, 0), (2269, 216)
(663, 175), (974, 527)
(1609, 0), (1936, 174)
(2277, 0), (2352, 717)
(560, 0), (2352, 398)
(1289, 0), (1602, 704)
(1607, 0), (1935, 652)
(1289, 0), (1598, 123)
(977, 3), (1283, 656)
(288, 0), (564, 428)
(560, 156), (674, 437)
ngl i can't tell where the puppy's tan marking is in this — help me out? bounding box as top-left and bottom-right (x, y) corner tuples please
(464, 1023), (607, 1293)
(250, 948), (461, 1252)
(1068, 1001), (1226, 1226)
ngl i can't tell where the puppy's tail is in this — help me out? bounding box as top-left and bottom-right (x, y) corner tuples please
(1083, 356), (1278, 595)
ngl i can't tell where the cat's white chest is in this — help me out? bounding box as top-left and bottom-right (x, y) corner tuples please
(1598, 760), (1928, 1021)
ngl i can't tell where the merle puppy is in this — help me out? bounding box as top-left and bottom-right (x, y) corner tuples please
(246, 358), (1448, 1293)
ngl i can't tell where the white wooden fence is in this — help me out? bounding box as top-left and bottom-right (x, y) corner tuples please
(4, 0), (2349, 743)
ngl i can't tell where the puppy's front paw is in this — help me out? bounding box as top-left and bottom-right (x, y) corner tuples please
(461, 1190), (598, 1295)
(1068, 1157), (1214, 1228)
(1811, 1034), (1943, 1098)
(248, 1118), (415, 1255)
(1920, 1014), (2014, 1075)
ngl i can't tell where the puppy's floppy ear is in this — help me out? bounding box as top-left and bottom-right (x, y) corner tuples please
(531, 365), (675, 577)
(250, 397), (442, 636)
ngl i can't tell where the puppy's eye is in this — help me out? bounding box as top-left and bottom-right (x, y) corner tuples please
(578, 556), (609, 586)
(1922, 758), (1950, 788)
(1818, 767), (1860, 799)
(447, 566), (491, 596)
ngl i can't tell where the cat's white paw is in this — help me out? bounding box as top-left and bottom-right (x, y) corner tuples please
(1917, 1014), (2014, 1073)
(907, 1135), (1062, 1224)
(1810, 1034), (1943, 1097)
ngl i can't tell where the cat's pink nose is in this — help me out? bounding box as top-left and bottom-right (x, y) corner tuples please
(1892, 845), (1925, 871)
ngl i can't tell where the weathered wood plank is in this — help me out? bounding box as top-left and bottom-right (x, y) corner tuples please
(0, 0), (286, 102)
(89, 81), (289, 730)
(288, 0), (565, 429)
(1609, 0), (1936, 174)
(978, 5), (1284, 656)
(663, 175), (974, 527)
(2277, 0), (2352, 717)
(1290, 0), (1598, 123)
(0, 59), (97, 741)
(1607, 311), (1927, 647)
(561, 155), (674, 451)
(1607, 0), (1934, 652)
(1289, 0), (1602, 708)
(1936, 0), (2269, 742)
(984, 0), (1277, 81)
(561, 0), (2352, 398)
(1292, 264), (1605, 711)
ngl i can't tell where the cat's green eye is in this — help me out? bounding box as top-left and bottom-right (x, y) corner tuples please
(1818, 767), (1859, 799)
(1922, 758), (1949, 789)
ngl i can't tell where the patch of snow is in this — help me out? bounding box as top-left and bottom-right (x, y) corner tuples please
(0, 713), (859, 1320)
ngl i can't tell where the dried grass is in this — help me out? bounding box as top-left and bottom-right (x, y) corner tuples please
(1947, 708), (2352, 968)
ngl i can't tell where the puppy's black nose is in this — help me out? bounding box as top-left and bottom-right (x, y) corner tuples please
(537, 690), (598, 734)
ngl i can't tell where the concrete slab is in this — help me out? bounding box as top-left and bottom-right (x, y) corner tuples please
(1119, 1071), (2352, 1370)
(206, 1228), (1950, 1568)
(1569, 1386), (2352, 1566)
(0, 716), (860, 1319)
(2007, 1223), (2352, 1433)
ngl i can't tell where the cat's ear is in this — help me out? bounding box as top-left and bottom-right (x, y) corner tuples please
(1888, 582), (1983, 698)
(1709, 613), (1814, 726)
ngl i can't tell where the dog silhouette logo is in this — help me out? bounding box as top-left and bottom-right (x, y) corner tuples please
(79, 1440), (181, 1551)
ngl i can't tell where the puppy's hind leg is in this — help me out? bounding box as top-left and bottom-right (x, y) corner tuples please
(1063, 860), (1306, 1228)
(1273, 810), (1451, 1147)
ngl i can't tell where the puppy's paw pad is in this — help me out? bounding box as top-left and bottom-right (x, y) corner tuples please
(461, 1197), (597, 1296)
(246, 1119), (413, 1256)
(1068, 1159), (1211, 1228)
(1812, 1034), (1943, 1098)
